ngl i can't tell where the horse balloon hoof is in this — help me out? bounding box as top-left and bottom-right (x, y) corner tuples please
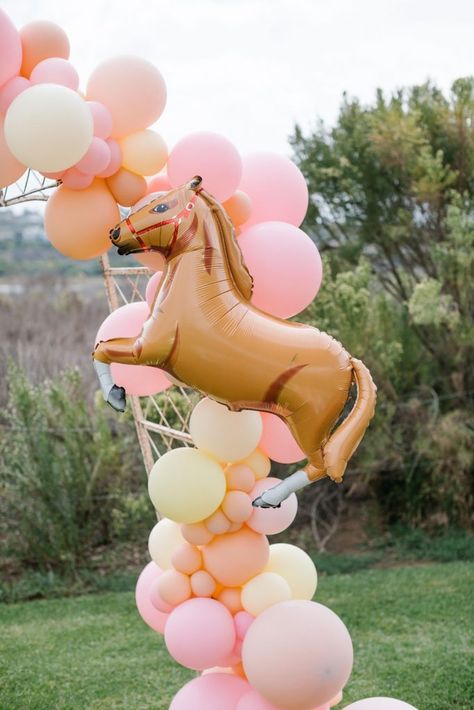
(107, 385), (127, 412)
(252, 494), (282, 509)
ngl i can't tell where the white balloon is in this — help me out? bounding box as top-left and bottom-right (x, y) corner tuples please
(344, 699), (418, 710)
(4, 83), (93, 172)
(148, 518), (185, 570)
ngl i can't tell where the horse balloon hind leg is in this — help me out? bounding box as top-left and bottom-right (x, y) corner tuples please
(93, 336), (140, 412)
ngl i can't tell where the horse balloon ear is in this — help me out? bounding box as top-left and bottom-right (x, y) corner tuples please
(188, 176), (202, 190)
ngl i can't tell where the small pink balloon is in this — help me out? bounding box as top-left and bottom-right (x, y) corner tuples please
(165, 598), (236, 670)
(87, 100), (113, 138)
(75, 136), (111, 175)
(30, 57), (79, 90)
(145, 271), (163, 308)
(170, 673), (249, 710)
(149, 578), (174, 613)
(259, 412), (305, 464)
(239, 221), (323, 319)
(247, 477), (298, 535)
(239, 152), (308, 228)
(0, 76), (30, 114)
(234, 611), (254, 640)
(95, 302), (149, 343)
(168, 131), (242, 202)
(60, 168), (94, 190)
(147, 171), (171, 193)
(135, 561), (169, 634)
(96, 138), (121, 178)
(0, 10), (22, 88)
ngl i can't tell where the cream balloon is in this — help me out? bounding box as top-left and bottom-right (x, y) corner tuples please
(148, 447), (226, 524)
(265, 544), (318, 600)
(242, 572), (292, 617)
(120, 129), (168, 176)
(190, 398), (262, 463)
(4, 84), (93, 172)
(243, 449), (271, 480)
(148, 518), (186, 570)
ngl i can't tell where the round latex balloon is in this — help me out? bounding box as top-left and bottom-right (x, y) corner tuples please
(223, 191), (252, 227)
(147, 172), (171, 193)
(5, 84), (93, 172)
(106, 167), (147, 206)
(239, 221), (323, 319)
(95, 301), (149, 343)
(86, 56), (166, 137)
(206, 510), (232, 535)
(156, 569), (191, 606)
(225, 465), (256, 493)
(191, 570), (216, 597)
(20, 20), (70, 78)
(234, 611), (254, 640)
(96, 139), (121, 178)
(0, 10), (22, 88)
(239, 152), (308, 228)
(0, 119), (26, 189)
(145, 271), (163, 308)
(237, 690), (284, 710)
(170, 673), (249, 710)
(247, 478), (298, 536)
(217, 587), (243, 615)
(181, 522), (214, 546)
(343, 701), (417, 710)
(242, 572), (292, 617)
(259, 412), (306, 464)
(167, 131), (242, 202)
(165, 598), (236, 670)
(190, 398), (262, 463)
(148, 447), (226, 524)
(0, 77), (30, 115)
(148, 518), (186, 570)
(202, 526), (269, 587)
(244, 450), (271, 480)
(135, 561), (169, 634)
(75, 137), (111, 175)
(120, 129), (168, 176)
(61, 168), (94, 190)
(44, 179), (119, 259)
(222, 491), (253, 523)
(242, 601), (353, 710)
(87, 101), (113, 139)
(149, 578), (174, 614)
(30, 58), (79, 90)
(171, 543), (202, 575)
(264, 543), (318, 600)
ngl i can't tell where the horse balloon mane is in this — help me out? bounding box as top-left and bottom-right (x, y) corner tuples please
(93, 176), (376, 508)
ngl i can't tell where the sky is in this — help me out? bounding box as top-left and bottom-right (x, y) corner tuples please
(2, 0), (474, 158)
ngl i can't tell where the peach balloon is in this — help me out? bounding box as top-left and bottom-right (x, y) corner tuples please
(60, 168), (94, 190)
(226, 465), (256, 493)
(0, 119), (26, 189)
(149, 578), (174, 614)
(243, 449), (271, 480)
(171, 543), (202, 575)
(157, 569), (191, 606)
(147, 171), (172, 193)
(206, 509), (232, 535)
(228, 521), (243, 533)
(30, 58), (79, 90)
(20, 20), (70, 78)
(222, 491), (253, 523)
(191, 570), (216, 597)
(0, 77), (30, 115)
(44, 179), (119, 259)
(106, 167), (147, 206)
(259, 412), (306, 464)
(217, 587), (243, 614)
(202, 527), (269, 587)
(242, 601), (353, 710)
(75, 137), (111, 175)
(86, 55), (167, 137)
(247, 478), (298, 536)
(145, 271), (163, 308)
(87, 101), (113, 139)
(223, 190), (252, 227)
(96, 139), (121, 178)
(181, 522), (214, 546)
(120, 129), (168, 176)
(0, 9), (22, 88)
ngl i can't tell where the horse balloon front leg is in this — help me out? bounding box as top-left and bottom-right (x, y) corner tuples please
(93, 336), (140, 412)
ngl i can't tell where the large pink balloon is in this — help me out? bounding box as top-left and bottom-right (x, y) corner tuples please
(0, 10), (22, 88)
(239, 152), (308, 228)
(343, 700), (418, 710)
(237, 690), (285, 710)
(167, 131), (242, 202)
(170, 673), (249, 710)
(242, 601), (353, 710)
(259, 412), (306, 464)
(165, 598), (236, 670)
(247, 478), (298, 535)
(239, 221), (322, 319)
(95, 302), (171, 396)
(30, 58), (79, 90)
(135, 561), (169, 634)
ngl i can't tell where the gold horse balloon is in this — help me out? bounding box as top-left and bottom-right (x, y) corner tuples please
(93, 177), (376, 507)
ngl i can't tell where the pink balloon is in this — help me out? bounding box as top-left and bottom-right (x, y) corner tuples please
(239, 152), (308, 228)
(149, 578), (174, 614)
(60, 168), (94, 190)
(75, 137), (111, 175)
(237, 690), (284, 710)
(135, 561), (169, 634)
(343, 700), (418, 710)
(87, 100), (113, 139)
(259, 412), (305, 464)
(168, 131), (242, 202)
(95, 302), (171, 397)
(96, 139), (121, 178)
(145, 271), (163, 308)
(0, 10), (22, 88)
(170, 673), (249, 710)
(30, 57), (79, 90)
(0, 76), (30, 114)
(247, 477), (298, 535)
(165, 598), (236, 670)
(239, 221), (323, 319)
(147, 171), (171, 193)
(234, 611), (254, 640)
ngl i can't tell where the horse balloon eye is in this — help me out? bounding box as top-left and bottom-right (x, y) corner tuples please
(153, 203), (169, 213)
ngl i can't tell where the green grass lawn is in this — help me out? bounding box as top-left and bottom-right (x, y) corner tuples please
(1, 562), (473, 710)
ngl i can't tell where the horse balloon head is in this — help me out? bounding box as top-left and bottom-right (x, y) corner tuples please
(109, 176), (203, 257)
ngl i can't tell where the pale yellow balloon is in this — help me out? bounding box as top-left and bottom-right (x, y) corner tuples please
(4, 84), (93, 172)
(265, 544), (318, 600)
(242, 572), (292, 616)
(148, 518), (185, 570)
(120, 129), (168, 176)
(190, 398), (262, 463)
(242, 448), (271, 480)
(148, 447), (226, 524)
